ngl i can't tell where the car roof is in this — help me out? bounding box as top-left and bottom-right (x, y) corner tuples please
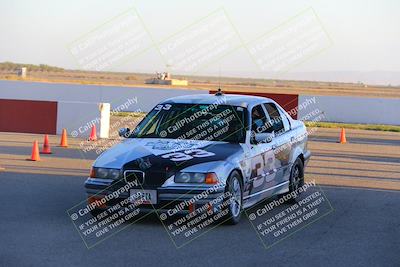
(160, 93), (274, 109)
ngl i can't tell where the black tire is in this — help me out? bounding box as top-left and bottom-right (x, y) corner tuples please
(286, 157), (304, 201)
(222, 171), (243, 225)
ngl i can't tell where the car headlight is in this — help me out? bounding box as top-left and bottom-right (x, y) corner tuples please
(90, 167), (121, 180)
(174, 172), (218, 184)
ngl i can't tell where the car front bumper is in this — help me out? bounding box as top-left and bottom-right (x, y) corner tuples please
(84, 178), (226, 213)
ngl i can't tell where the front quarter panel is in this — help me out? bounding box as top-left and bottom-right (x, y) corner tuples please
(289, 120), (309, 165)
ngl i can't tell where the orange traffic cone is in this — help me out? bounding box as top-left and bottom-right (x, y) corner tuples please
(89, 125), (97, 141)
(339, 128), (347, 144)
(27, 140), (40, 161)
(60, 129), (68, 147)
(41, 134), (52, 154)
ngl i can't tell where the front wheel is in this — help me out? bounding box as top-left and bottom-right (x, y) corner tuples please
(222, 171), (243, 225)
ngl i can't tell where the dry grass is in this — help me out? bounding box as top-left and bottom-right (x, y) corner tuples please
(1, 69), (399, 98)
(305, 121), (400, 132)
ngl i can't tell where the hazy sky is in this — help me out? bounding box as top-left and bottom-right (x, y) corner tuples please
(1, 0), (399, 80)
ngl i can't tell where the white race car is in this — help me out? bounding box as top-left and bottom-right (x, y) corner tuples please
(85, 92), (310, 224)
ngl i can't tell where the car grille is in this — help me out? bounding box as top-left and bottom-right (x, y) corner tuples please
(124, 170), (145, 185)
(124, 169), (168, 188)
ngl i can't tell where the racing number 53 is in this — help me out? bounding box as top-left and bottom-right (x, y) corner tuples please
(154, 104), (172, 111)
(161, 149), (215, 162)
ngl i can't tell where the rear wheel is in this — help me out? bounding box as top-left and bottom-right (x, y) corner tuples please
(223, 171), (243, 225)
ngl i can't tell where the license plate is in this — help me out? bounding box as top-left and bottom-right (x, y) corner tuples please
(130, 189), (157, 204)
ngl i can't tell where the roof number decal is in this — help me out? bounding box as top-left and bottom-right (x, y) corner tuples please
(154, 104), (172, 111)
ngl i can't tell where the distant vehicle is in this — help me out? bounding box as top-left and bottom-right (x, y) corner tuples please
(85, 92), (311, 224)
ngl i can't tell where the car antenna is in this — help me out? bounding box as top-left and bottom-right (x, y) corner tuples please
(215, 67), (223, 96)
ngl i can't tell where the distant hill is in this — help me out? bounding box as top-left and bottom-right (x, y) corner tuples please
(0, 62), (64, 72)
(274, 71), (400, 87)
(0, 61), (398, 98)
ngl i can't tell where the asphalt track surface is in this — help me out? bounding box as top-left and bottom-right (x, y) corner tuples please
(0, 128), (399, 266)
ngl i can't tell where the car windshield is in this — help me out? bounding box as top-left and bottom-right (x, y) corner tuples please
(131, 103), (247, 143)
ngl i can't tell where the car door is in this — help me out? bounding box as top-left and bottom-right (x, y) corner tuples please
(245, 104), (278, 203)
(263, 102), (293, 183)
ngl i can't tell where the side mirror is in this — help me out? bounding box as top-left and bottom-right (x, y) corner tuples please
(252, 132), (274, 144)
(118, 128), (131, 138)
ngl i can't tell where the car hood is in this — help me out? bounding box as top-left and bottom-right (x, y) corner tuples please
(93, 138), (244, 172)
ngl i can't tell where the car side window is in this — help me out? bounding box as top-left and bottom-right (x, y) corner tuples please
(263, 103), (286, 136)
(251, 105), (268, 134)
(279, 109), (291, 132)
